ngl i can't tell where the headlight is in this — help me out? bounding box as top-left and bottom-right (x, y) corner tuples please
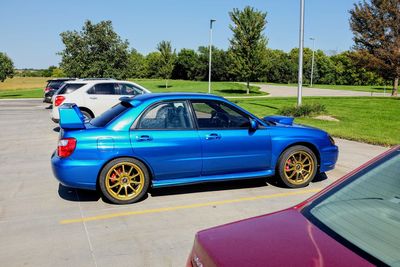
(328, 135), (335, 145)
(192, 255), (203, 267)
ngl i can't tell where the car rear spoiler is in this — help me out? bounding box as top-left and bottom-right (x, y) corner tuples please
(58, 103), (86, 130)
(263, 115), (294, 126)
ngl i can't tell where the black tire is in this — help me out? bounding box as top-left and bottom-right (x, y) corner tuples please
(80, 109), (93, 122)
(99, 157), (150, 204)
(277, 145), (317, 188)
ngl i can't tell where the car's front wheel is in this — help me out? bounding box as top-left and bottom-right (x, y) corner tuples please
(277, 145), (317, 188)
(99, 158), (150, 204)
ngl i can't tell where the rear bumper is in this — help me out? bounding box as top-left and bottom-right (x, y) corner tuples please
(319, 145), (339, 172)
(51, 152), (101, 191)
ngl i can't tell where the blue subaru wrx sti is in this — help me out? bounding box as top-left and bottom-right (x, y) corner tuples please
(51, 93), (338, 204)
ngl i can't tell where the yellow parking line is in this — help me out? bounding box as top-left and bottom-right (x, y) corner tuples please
(60, 188), (321, 224)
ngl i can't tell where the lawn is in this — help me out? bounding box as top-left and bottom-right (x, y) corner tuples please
(0, 77), (264, 98)
(233, 97), (399, 146)
(262, 82), (392, 94)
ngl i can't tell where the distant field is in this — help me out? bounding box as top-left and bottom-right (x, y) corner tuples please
(0, 77), (265, 98)
(233, 97), (400, 146)
(261, 82), (391, 93)
(131, 79), (264, 96)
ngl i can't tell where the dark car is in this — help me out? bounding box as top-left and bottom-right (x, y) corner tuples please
(187, 145), (400, 267)
(43, 78), (75, 103)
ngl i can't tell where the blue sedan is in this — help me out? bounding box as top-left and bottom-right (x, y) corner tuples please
(51, 93), (338, 204)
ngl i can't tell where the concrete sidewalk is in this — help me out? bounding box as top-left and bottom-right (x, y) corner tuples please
(256, 84), (386, 97)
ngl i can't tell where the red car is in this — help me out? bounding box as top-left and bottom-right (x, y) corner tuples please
(187, 145), (400, 267)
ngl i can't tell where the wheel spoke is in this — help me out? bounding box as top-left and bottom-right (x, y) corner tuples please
(288, 171), (296, 179)
(116, 186), (123, 195)
(295, 172), (300, 181)
(128, 184), (136, 193)
(128, 166), (134, 176)
(122, 164), (126, 174)
(130, 181), (140, 185)
(130, 173), (140, 180)
(124, 186), (128, 196)
(109, 182), (120, 189)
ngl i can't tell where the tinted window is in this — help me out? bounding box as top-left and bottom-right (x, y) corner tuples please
(119, 83), (143, 96)
(58, 83), (86, 94)
(191, 101), (250, 129)
(47, 81), (63, 89)
(305, 151), (400, 266)
(137, 101), (193, 129)
(90, 102), (131, 127)
(89, 83), (116, 95)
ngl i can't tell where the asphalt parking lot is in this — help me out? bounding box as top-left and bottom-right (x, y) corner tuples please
(0, 99), (388, 267)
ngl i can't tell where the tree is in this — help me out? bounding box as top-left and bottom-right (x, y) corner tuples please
(127, 49), (147, 78)
(145, 52), (162, 78)
(157, 41), (175, 88)
(51, 67), (66, 77)
(228, 6), (268, 94)
(0, 52), (14, 82)
(172, 49), (200, 80)
(59, 20), (130, 79)
(350, 0), (400, 96)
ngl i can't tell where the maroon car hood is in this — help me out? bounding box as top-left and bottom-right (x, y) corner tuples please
(195, 209), (373, 267)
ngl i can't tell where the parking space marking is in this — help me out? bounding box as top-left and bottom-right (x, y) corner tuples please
(60, 188), (321, 224)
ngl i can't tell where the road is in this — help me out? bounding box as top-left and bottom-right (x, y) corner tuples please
(0, 99), (387, 267)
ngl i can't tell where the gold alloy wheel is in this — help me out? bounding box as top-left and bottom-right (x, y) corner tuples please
(283, 151), (315, 186)
(105, 162), (145, 201)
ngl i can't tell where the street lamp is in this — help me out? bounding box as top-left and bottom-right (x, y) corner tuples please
(297, 0), (305, 106)
(310, 37), (315, 87)
(208, 19), (216, 94)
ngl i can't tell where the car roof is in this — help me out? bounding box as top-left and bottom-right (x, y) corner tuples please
(47, 78), (76, 82)
(63, 79), (134, 85)
(128, 93), (225, 103)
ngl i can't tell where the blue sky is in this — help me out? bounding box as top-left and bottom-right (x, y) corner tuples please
(0, 0), (359, 68)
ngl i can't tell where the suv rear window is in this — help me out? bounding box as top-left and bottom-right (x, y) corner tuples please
(90, 102), (131, 127)
(58, 83), (86, 94)
(47, 81), (64, 89)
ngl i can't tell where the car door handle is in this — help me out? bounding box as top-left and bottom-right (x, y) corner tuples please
(136, 135), (152, 142)
(89, 97), (97, 100)
(205, 133), (221, 140)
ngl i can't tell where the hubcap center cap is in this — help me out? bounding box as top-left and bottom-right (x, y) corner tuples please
(296, 164), (302, 170)
(121, 177), (128, 184)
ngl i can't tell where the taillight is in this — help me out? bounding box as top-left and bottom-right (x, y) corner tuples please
(44, 87), (51, 92)
(55, 96), (65, 107)
(58, 138), (76, 158)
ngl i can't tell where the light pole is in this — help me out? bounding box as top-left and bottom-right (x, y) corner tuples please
(310, 37), (315, 87)
(208, 19), (216, 94)
(297, 0), (305, 106)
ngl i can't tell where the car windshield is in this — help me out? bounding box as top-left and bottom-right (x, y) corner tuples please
(90, 102), (131, 127)
(304, 149), (400, 266)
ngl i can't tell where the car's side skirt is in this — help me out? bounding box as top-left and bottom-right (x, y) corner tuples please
(152, 169), (275, 188)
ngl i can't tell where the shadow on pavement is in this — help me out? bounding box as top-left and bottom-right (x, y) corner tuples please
(150, 178), (269, 197)
(58, 184), (101, 202)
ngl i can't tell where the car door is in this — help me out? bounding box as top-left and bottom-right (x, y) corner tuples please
(190, 100), (272, 176)
(85, 82), (121, 116)
(130, 100), (202, 181)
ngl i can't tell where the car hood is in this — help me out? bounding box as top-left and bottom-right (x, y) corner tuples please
(194, 209), (372, 267)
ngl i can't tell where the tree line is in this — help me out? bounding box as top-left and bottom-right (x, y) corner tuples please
(1, 2), (398, 95)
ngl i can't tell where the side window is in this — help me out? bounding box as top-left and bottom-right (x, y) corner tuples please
(137, 101), (193, 129)
(88, 83), (116, 95)
(119, 83), (142, 96)
(191, 101), (250, 129)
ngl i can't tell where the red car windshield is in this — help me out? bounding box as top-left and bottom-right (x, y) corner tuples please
(303, 149), (400, 266)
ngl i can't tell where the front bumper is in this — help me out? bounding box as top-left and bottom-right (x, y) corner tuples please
(319, 145), (339, 172)
(51, 152), (101, 190)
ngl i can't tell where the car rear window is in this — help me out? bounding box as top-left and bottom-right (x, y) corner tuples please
(47, 81), (64, 89)
(58, 83), (86, 94)
(90, 102), (131, 127)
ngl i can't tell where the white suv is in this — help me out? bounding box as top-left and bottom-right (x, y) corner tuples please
(51, 79), (151, 122)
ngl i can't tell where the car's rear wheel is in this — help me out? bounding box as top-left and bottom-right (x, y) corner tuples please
(80, 110), (93, 122)
(277, 145), (317, 188)
(99, 158), (150, 204)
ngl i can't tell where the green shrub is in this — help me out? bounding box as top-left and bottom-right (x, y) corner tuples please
(278, 103), (326, 117)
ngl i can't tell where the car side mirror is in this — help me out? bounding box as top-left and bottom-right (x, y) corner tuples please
(249, 118), (258, 131)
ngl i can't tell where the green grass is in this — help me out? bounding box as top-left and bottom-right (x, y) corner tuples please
(131, 79), (265, 96)
(232, 97), (400, 146)
(260, 82), (392, 93)
(0, 78), (265, 98)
